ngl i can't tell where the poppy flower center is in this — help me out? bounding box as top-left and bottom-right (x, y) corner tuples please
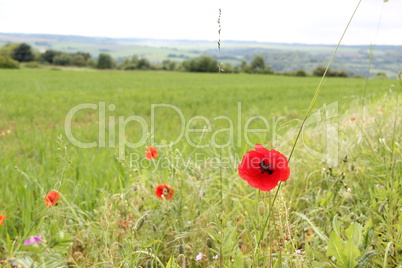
(162, 188), (170, 196)
(259, 161), (274, 175)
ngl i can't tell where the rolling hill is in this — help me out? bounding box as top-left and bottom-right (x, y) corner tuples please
(0, 32), (401, 77)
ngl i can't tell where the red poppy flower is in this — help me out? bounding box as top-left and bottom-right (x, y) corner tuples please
(155, 184), (175, 200)
(44, 191), (61, 207)
(350, 116), (356, 121)
(0, 215), (6, 226)
(238, 144), (290, 191)
(145, 146), (158, 160)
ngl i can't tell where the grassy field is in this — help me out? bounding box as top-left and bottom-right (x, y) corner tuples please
(0, 69), (401, 267)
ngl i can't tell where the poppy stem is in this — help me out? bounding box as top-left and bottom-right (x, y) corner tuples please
(255, 181), (282, 264)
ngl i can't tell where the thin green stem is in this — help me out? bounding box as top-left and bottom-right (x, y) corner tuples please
(360, 2), (385, 132)
(288, 0), (362, 163)
(254, 181), (282, 266)
(219, 149), (224, 268)
(217, 9), (224, 267)
(257, 182), (281, 246)
(390, 75), (401, 180)
(254, 1), (363, 265)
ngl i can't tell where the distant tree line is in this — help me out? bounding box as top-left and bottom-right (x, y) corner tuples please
(0, 42), (361, 78)
(40, 50), (94, 67)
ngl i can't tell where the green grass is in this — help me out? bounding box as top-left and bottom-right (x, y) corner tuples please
(0, 69), (400, 267)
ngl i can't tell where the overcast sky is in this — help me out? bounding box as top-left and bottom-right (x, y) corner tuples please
(0, 0), (401, 45)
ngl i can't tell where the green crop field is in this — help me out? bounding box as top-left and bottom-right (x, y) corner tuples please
(0, 69), (401, 267)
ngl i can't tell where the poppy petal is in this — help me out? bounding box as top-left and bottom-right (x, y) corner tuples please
(238, 144), (290, 191)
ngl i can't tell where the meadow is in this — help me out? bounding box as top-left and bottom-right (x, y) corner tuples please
(0, 69), (401, 267)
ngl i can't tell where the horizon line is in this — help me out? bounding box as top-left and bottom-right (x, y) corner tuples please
(1, 32), (401, 47)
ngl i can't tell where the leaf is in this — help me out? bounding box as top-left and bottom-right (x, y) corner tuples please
(326, 231), (345, 266)
(312, 262), (334, 268)
(305, 239), (313, 259)
(345, 222), (363, 247)
(12, 257), (35, 268)
(343, 223), (362, 268)
(295, 212), (329, 241)
(332, 215), (341, 238)
(201, 227), (220, 242)
(165, 256), (181, 268)
(232, 254), (245, 268)
(222, 225), (238, 256)
(361, 216), (374, 250)
(273, 251), (282, 268)
(343, 239), (360, 268)
(320, 191), (334, 207)
(383, 241), (393, 268)
(356, 251), (379, 268)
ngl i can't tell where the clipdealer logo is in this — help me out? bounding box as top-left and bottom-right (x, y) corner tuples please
(64, 101), (338, 165)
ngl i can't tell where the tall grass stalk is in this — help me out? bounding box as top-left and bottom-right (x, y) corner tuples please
(391, 73), (402, 179)
(361, 1), (386, 137)
(255, 0), (363, 265)
(217, 8), (225, 268)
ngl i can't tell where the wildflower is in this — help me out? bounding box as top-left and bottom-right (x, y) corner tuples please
(378, 108), (383, 115)
(44, 191), (61, 207)
(238, 144), (290, 191)
(296, 249), (302, 254)
(0, 215), (6, 226)
(24, 234), (43, 246)
(213, 255), (219, 259)
(350, 116), (356, 121)
(155, 185), (175, 200)
(145, 146), (158, 159)
(196, 252), (203, 261)
(347, 188), (352, 193)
